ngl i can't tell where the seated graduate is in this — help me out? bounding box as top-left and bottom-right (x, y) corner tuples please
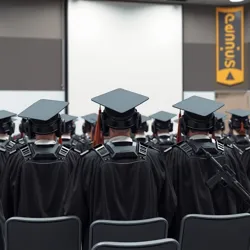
(133, 115), (150, 143)
(164, 96), (250, 239)
(1, 99), (80, 219)
(64, 88), (177, 249)
(149, 111), (176, 152)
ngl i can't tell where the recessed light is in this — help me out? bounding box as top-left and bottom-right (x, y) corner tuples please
(229, 0), (244, 2)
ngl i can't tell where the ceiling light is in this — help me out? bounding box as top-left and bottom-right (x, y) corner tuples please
(229, 0), (244, 2)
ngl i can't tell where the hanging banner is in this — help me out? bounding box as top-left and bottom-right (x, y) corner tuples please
(216, 6), (244, 86)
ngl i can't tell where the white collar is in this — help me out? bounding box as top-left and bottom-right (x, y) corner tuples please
(0, 135), (9, 140)
(189, 134), (210, 140)
(158, 132), (171, 137)
(214, 133), (222, 138)
(135, 134), (146, 139)
(61, 135), (71, 140)
(109, 136), (132, 143)
(34, 140), (57, 145)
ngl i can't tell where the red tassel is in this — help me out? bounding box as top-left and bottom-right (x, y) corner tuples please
(176, 110), (182, 143)
(93, 106), (104, 147)
(58, 137), (62, 144)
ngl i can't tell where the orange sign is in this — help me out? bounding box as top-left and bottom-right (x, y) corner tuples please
(216, 6), (244, 86)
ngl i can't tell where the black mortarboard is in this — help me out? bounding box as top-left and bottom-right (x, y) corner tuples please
(19, 99), (69, 121)
(61, 114), (78, 124)
(91, 88), (149, 114)
(82, 113), (98, 124)
(227, 109), (250, 118)
(214, 112), (226, 120)
(141, 115), (150, 124)
(0, 110), (16, 120)
(173, 96), (224, 117)
(150, 111), (176, 122)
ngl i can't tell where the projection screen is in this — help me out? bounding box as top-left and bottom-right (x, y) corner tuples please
(68, 0), (183, 132)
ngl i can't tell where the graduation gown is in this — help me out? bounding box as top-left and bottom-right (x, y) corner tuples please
(1, 143), (79, 219)
(149, 135), (175, 153)
(241, 148), (250, 180)
(165, 138), (250, 239)
(225, 135), (250, 151)
(64, 139), (177, 249)
(0, 201), (5, 250)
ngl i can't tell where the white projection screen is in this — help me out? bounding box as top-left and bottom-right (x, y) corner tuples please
(68, 0), (183, 132)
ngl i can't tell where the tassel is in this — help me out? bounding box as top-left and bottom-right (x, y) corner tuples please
(58, 137), (62, 144)
(176, 110), (182, 143)
(93, 106), (104, 147)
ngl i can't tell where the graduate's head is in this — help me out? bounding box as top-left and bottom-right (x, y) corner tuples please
(82, 113), (98, 137)
(60, 114), (77, 136)
(136, 115), (149, 135)
(91, 88), (149, 137)
(173, 96), (224, 136)
(0, 110), (16, 136)
(227, 109), (250, 135)
(214, 112), (226, 134)
(18, 99), (68, 139)
(150, 111), (175, 135)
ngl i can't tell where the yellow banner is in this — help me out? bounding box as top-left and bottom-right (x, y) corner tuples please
(216, 6), (244, 86)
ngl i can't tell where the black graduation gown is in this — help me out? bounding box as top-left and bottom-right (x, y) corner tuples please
(150, 135), (175, 153)
(64, 142), (177, 249)
(241, 148), (250, 180)
(72, 137), (92, 152)
(226, 135), (250, 151)
(0, 148), (8, 183)
(1, 143), (79, 219)
(0, 201), (5, 250)
(165, 139), (250, 239)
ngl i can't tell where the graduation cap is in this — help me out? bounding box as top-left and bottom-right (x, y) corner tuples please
(91, 88), (149, 114)
(82, 113), (98, 124)
(0, 110), (16, 121)
(61, 114), (78, 124)
(150, 111), (176, 122)
(19, 99), (69, 121)
(214, 112), (226, 120)
(141, 115), (150, 124)
(227, 109), (250, 118)
(173, 96), (224, 117)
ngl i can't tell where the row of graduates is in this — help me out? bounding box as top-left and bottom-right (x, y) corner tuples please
(0, 89), (248, 250)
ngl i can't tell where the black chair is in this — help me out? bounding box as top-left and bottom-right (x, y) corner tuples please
(6, 216), (81, 250)
(92, 239), (179, 250)
(179, 213), (250, 250)
(89, 218), (168, 249)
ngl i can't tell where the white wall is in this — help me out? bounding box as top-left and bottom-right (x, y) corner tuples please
(183, 91), (215, 100)
(0, 91), (65, 134)
(68, 0), (183, 130)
